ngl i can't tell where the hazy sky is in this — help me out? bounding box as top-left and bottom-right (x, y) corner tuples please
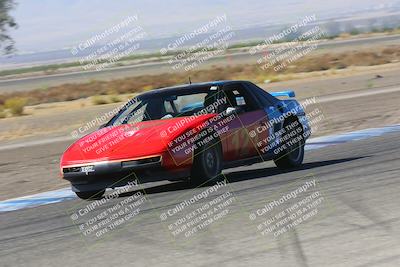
(8, 0), (400, 52)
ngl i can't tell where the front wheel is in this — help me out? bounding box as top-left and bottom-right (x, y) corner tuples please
(190, 140), (222, 185)
(274, 119), (305, 169)
(75, 189), (105, 200)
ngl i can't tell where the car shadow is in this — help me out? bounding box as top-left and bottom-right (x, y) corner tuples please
(115, 156), (366, 198)
(224, 156), (367, 183)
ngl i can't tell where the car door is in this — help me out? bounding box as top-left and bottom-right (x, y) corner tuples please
(244, 82), (285, 154)
(219, 82), (269, 161)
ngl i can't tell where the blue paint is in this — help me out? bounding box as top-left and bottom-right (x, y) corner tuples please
(305, 124), (400, 151)
(1, 124), (399, 213)
(270, 90), (296, 98)
(0, 188), (75, 212)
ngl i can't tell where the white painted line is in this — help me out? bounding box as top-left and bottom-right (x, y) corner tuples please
(0, 136), (75, 151)
(317, 86), (400, 103)
(0, 188), (75, 212)
(305, 124), (400, 150)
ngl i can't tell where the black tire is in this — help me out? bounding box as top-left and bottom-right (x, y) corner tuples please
(190, 137), (222, 185)
(274, 118), (305, 169)
(75, 189), (105, 200)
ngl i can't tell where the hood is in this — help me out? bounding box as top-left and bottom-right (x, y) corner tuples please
(61, 114), (214, 165)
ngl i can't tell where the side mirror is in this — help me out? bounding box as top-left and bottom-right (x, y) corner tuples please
(225, 106), (244, 115)
(225, 107), (236, 115)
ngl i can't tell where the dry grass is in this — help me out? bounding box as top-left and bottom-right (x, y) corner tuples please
(91, 95), (109, 105)
(4, 97), (28, 116)
(0, 105), (6, 118)
(108, 95), (122, 103)
(1, 45), (400, 106)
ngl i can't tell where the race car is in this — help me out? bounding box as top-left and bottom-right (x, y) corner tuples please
(60, 80), (311, 199)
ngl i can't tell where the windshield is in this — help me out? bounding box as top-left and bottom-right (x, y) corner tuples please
(108, 86), (222, 126)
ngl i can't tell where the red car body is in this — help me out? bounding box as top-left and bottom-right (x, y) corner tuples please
(60, 81), (309, 199)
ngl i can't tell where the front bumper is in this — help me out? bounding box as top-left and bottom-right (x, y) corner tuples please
(62, 157), (189, 192)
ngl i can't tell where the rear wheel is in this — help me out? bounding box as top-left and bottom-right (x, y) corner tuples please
(190, 138), (222, 185)
(274, 118), (305, 169)
(75, 189), (105, 200)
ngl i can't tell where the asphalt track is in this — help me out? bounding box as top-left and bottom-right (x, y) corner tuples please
(1, 129), (399, 266)
(1, 34), (400, 93)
